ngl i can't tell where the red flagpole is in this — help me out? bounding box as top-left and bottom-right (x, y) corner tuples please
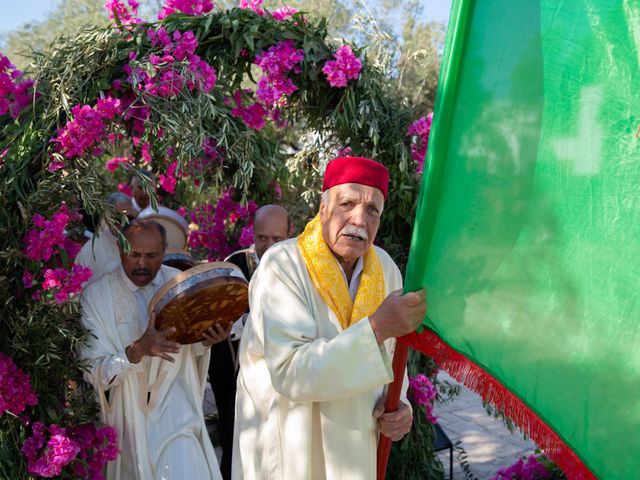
(376, 340), (410, 480)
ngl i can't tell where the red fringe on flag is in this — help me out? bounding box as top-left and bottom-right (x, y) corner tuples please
(400, 329), (598, 480)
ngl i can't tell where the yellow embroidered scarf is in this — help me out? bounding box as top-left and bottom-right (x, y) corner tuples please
(298, 214), (385, 329)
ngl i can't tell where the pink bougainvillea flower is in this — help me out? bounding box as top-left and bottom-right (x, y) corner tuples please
(47, 159), (65, 172)
(228, 90), (269, 130)
(118, 182), (134, 198)
(407, 112), (433, 174)
(104, 0), (141, 25)
(68, 423), (119, 478)
(158, 0), (214, 19)
(23, 204), (80, 262)
(159, 161), (178, 194)
(0, 353), (38, 417)
(105, 156), (130, 172)
(63, 237), (82, 260)
(238, 225), (254, 247)
(408, 373), (438, 423)
(188, 188), (256, 260)
(22, 423), (81, 478)
(238, 0), (265, 15)
(41, 264), (93, 303)
(0, 53), (36, 119)
(130, 29), (217, 98)
(22, 270), (35, 288)
(322, 45), (362, 88)
(493, 454), (552, 480)
(272, 5), (298, 21)
(52, 98), (121, 159)
(253, 40), (304, 107)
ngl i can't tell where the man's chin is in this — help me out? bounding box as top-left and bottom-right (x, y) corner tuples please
(130, 273), (152, 286)
(331, 244), (370, 262)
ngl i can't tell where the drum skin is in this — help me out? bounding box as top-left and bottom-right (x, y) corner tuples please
(138, 205), (189, 250)
(163, 248), (195, 271)
(148, 262), (248, 344)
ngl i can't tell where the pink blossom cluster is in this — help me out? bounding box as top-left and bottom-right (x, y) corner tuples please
(52, 97), (122, 160)
(40, 264), (93, 303)
(105, 156), (131, 172)
(118, 182), (134, 197)
(23, 204), (82, 263)
(0, 53), (35, 119)
(188, 188), (257, 260)
(229, 40), (304, 130)
(158, 0), (214, 20)
(115, 91), (151, 144)
(493, 455), (551, 480)
(22, 423), (80, 478)
(228, 90), (270, 130)
(238, 225), (254, 247)
(272, 6), (298, 21)
(22, 204), (93, 303)
(238, 0), (265, 15)
(408, 373), (438, 423)
(322, 45), (362, 88)
(407, 112), (433, 174)
(22, 422), (118, 479)
(0, 353), (38, 417)
(254, 40), (305, 108)
(69, 423), (119, 480)
(126, 28), (217, 99)
(104, 0), (141, 25)
(158, 160), (178, 193)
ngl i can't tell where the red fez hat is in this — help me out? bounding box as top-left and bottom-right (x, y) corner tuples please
(322, 157), (389, 199)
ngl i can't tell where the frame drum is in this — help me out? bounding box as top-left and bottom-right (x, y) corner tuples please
(163, 248), (195, 271)
(138, 205), (189, 250)
(148, 262), (248, 344)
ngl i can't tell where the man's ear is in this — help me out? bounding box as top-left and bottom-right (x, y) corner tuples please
(319, 199), (327, 221)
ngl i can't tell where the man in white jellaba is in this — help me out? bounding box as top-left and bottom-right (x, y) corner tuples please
(233, 156), (427, 479)
(80, 219), (228, 479)
(75, 192), (137, 283)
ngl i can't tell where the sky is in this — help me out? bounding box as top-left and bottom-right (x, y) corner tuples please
(0, 0), (453, 36)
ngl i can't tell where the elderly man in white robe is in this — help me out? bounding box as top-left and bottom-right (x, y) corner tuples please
(75, 192), (137, 283)
(80, 219), (228, 480)
(233, 156), (427, 479)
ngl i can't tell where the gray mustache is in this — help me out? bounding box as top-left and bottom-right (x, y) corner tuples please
(340, 225), (368, 240)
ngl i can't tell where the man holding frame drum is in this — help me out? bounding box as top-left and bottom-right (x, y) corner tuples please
(80, 219), (229, 480)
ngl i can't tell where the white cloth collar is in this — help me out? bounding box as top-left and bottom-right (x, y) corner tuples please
(339, 256), (364, 301)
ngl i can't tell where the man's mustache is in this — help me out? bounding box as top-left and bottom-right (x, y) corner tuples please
(340, 225), (368, 240)
(133, 268), (150, 275)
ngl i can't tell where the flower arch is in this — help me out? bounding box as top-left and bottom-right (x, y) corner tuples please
(0, 1), (433, 477)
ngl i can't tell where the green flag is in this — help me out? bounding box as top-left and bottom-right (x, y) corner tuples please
(403, 1), (640, 478)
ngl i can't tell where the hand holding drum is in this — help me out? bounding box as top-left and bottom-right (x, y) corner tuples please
(125, 311), (181, 364)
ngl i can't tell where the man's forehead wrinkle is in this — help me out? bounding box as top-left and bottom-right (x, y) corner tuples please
(333, 188), (382, 207)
